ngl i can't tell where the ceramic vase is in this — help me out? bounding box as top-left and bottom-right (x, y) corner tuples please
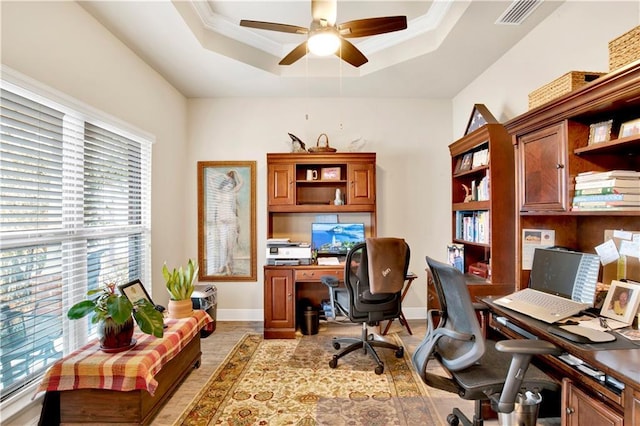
(168, 299), (194, 319)
(98, 316), (135, 352)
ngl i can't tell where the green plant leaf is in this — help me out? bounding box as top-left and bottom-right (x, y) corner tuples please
(133, 300), (164, 338)
(107, 294), (133, 324)
(67, 300), (96, 319)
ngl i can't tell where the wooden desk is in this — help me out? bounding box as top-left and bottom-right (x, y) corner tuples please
(264, 265), (344, 339)
(37, 311), (211, 425)
(482, 298), (640, 425)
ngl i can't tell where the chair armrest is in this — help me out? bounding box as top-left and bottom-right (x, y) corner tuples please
(493, 339), (560, 413)
(320, 275), (340, 287)
(495, 339), (560, 356)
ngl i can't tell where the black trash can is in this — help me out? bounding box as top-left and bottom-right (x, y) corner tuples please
(300, 305), (319, 335)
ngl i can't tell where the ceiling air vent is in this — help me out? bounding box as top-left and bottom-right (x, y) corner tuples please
(496, 0), (542, 25)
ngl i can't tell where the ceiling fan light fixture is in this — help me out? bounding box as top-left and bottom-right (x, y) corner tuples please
(307, 27), (340, 56)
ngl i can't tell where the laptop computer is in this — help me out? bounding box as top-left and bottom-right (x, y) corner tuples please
(494, 248), (600, 323)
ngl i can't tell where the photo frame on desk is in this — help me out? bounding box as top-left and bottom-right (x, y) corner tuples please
(197, 161), (256, 282)
(601, 280), (640, 325)
(118, 279), (154, 305)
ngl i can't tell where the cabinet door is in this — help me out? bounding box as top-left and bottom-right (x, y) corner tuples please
(347, 162), (375, 205)
(562, 378), (623, 426)
(264, 269), (294, 329)
(268, 163), (294, 205)
(517, 122), (568, 212)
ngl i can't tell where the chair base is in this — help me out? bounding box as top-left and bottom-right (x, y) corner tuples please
(328, 322), (404, 375)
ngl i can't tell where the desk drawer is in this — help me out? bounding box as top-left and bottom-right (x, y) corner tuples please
(295, 269), (343, 282)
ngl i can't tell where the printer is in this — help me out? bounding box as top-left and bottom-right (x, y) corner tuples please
(266, 240), (312, 265)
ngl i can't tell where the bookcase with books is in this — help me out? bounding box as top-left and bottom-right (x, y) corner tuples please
(449, 122), (516, 299)
(505, 61), (640, 292)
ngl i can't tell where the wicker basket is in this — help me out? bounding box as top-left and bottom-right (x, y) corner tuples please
(307, 133), (337, 153)
(609, 25), (640, 71)
(528, 71), (605, 109)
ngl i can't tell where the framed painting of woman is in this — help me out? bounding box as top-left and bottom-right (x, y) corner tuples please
(197, 161), (256, 281)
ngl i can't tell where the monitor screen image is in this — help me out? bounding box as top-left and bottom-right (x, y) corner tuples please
(311, 223), (365, 255)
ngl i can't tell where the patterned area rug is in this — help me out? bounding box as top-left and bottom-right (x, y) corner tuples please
(174, 333), (441, 425)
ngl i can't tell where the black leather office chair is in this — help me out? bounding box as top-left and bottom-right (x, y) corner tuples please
(322, 237), (410, 375)
(412, 257), (561, 426)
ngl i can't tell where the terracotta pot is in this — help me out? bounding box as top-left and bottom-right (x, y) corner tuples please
(98, 316), (135, 352)
(168, 299), (194, 319)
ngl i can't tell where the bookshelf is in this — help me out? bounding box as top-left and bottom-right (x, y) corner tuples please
(505, 61), (640, 291)
(448, 123), (515, 300)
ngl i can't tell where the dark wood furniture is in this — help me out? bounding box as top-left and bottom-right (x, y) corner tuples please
(484, 298), (636, 425)
(504, 61), (640, 291)
(445, 122), (516, 306)
(264, 153), (377, 339)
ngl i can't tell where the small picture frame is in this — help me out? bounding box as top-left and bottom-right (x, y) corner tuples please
(453, 157), (463, 174)
(459, 153), (473, 172)
(321, 167), (341, 180)
(601, 280), (640, 325)
(619, 118), (640, 138)
(588, 120), (613, 145)
(447, 244), (465, 273)
(118, 279), (155, 305)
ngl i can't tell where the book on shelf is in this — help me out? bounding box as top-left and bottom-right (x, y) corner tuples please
(574, 186), (640, 196)
(574, 178), (640, 190)
(455, 210), (490, 244)
(575, 170), (640, 182)
(572, 200), (640, 208)
(572, 205), (640, 211)
(572, 193), (640, 202)
(471, 148), (489, 169)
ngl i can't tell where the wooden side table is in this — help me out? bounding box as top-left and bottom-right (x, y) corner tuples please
(382, 273), (418, 335)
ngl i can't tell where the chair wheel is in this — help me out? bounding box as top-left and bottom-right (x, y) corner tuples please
(332, 341), (341, 350)
(374, 364), (384, 375)
(446, 413), (459, 425)
(329, 357), (338, 369)
(395, 347), (404, 358)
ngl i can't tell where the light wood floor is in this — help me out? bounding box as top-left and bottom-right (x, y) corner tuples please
(151, 319), (475, 425)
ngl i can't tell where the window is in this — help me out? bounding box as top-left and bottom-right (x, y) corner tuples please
(0, 76), (152, 400)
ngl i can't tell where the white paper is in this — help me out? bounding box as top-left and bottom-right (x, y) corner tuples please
(620, 239), (640, 260)
(595, 239), (620, 265)
(522, 229), (555, 270)
(613, 230), (634, 240)
(317, 257), (340, 266)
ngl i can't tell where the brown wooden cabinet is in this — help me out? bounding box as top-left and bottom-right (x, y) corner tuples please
(265, 153), (377, 338)
(505, 61), (640, 291)
(449, 123), (515, 300)
(562, 378), (623, 426)
(264, 268), (294, 338)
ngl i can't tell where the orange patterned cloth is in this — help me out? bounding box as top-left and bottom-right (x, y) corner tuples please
(36, 310), (211, 396)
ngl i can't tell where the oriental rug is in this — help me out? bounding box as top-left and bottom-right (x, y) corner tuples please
(174, 333), (441, 425)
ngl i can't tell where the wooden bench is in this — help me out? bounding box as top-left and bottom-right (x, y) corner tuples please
(38, 311), (210, 425)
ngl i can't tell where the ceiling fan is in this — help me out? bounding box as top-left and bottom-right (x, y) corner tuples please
(239, 0), (407, 67)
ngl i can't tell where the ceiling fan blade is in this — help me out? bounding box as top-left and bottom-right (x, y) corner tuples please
(279, 41), (309, 65)
(312, 0), (337, 25)
(338, 16), (407, 38)
(337, 38), (368, 67)
(240, 20), (308, 35)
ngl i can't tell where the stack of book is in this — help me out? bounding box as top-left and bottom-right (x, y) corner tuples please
(572, 170), (640, 211)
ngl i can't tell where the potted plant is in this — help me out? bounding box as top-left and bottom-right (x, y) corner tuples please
(163, 258), (199, 319)
(67, 282), (164, 352)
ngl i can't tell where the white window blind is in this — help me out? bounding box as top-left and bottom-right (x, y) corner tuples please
(0, 81), (152, 400)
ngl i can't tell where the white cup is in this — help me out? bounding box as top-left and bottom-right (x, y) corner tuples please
(306, 170), (318, 180)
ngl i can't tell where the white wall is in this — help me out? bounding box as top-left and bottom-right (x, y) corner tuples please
(186, 98), (452, 319)
(1, 1), (189, 304)
(453, 1), (640, 134)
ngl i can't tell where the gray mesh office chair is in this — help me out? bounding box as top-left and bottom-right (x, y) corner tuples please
(412, 257), (561, 426)
(322, 238), (410, 375)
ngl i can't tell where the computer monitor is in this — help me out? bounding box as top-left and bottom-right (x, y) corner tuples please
(311, 223), (365, 255)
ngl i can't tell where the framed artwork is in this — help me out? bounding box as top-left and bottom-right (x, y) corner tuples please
(459, 153), (473, 172)
(447, 244), (465, 273)
(601, 280), (640, 325)
(321, 167), (341, 180)
(118, 279), (154, 305)
(619, 118), (640, 138)
(464, 104), (498, 135)
(198, 161), (256, 282)
(588, 120), (613, 145)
